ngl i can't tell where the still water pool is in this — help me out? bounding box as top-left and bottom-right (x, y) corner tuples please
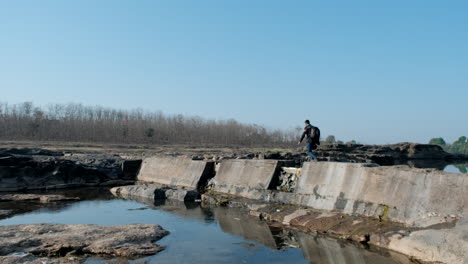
(0, 193), (413, 264)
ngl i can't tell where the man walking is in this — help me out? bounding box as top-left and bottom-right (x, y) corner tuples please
(298, 120), (320, 161)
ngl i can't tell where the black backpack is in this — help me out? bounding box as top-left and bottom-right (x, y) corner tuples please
(309, 126), (321, 144)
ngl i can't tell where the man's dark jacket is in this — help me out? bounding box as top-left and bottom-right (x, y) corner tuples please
(300, 124), (319, 144)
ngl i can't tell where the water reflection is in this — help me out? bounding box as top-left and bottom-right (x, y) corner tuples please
(212, 208), (412, 264)
(0, 187), (114, 220)
(131, 197), (413, 264)
(380, 160), (468, 174)
(0, 191), (412, 264)
(443, 163), (468, 173)
(215, 207), (278, 249)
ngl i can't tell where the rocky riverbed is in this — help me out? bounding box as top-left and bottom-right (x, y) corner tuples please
(0, 193), (414, 264)
(1, 144), (466, 264)
(0, 143), (465, 192)
(0, 223), (169, 263)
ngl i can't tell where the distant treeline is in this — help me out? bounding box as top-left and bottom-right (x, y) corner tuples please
(320, 135), (359, 145)
(0, 102), (298, 147)
(429, 137), (468, 155)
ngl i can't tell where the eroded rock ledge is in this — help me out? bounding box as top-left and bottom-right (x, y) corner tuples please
(0, 223), (169, 263)
(0, 148), (142, 191)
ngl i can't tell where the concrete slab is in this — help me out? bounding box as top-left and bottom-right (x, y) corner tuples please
(296, 162), (466, 226)
(137, 156), (214, 189)
(212, 159), (281, 199)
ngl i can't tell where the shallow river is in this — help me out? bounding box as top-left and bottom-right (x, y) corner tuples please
(0, 191), (414, 264)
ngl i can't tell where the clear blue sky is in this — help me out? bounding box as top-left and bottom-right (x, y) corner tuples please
(1, 0), (467, 144)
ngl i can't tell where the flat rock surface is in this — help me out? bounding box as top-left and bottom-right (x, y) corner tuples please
(0, 256), (81, 264)
(0, 223), (169, 261)
(0, 194), (80, 203)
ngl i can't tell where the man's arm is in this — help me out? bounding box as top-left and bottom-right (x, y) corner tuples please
(299, 129), (307, 143)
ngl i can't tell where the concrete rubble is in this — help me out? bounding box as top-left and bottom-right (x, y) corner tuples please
(277, 167), (301, 192)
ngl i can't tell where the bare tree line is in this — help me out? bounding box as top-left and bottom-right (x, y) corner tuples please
(0, 102), (298, 147)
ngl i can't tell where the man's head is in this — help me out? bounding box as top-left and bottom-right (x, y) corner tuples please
(304, 120), (310, 125)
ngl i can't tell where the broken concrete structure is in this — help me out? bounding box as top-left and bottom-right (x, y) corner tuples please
(296, 162), (466, 226)
(137, 156), (214, 190)
(108, 154), (466, 264)
(111, 156), (215, 202)
(210, 159), (283, 199)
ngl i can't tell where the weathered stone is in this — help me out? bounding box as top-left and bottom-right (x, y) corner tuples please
(111, 185), (200, 202)
(0, 255), (81, 264)
(0, 194), (79, 203)
(111, 184), (159, 200)
(0, 224), (169, 260)
(314, 143), (463, 166)
(376, 219), (468, 264)
(282, 209), (309, 225)
(0, 148), (64, 157)
(201, 194), (217, 207)
(165, 189), (200, 201)
(0, 150), (140, 191)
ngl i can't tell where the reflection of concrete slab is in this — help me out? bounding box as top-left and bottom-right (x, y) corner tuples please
(116, 193), (212, 223)
(296, 232), (412, 264)
(138, 157), (214, 189)
(154, 199), (212, 222)
(121, 193), (280, 249)
(214, 207), (278, 249)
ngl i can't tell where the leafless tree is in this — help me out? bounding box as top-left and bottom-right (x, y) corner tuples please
(0, 102), (297, 147)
